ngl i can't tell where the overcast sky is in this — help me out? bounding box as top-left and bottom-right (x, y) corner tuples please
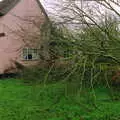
(40, 0), (63, 21)
(40, 0), (120, 15)
(40, 0), (54, 12)
(40, 0), (120, 25)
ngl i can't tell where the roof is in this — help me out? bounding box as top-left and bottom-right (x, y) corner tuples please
(0, 0), (20, 16)
(36, 0), (49, 20)
(0, 0), (49, 20)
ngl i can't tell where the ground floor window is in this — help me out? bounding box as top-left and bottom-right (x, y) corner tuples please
(22, 48), (39, 60)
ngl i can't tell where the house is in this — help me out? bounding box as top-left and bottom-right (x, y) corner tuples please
(0, 0), (50, 74)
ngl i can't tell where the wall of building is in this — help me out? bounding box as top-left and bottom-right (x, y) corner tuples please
(0, 0), (48, 73)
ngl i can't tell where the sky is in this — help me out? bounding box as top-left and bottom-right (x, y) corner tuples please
(40, 0), (120, 16)
(40, 0), (120, 26)
(40, 0), (63, 21)
(40, 0), (54, 13)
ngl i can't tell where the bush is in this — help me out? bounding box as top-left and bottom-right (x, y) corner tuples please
(18, 65), (71, 84)
(19, 67), (48, 84)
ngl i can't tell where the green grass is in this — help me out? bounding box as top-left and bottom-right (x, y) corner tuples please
(0, 79), (119, 120)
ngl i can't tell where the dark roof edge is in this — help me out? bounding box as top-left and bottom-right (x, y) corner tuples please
(0, 0), (20, 16)
(36, 0), (50, 21)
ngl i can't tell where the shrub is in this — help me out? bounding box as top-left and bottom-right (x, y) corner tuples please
(19, 65), (70, 84)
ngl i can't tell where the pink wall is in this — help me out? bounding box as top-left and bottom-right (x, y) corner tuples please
(0, 0), (46, 73)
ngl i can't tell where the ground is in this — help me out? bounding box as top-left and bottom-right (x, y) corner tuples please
(0, 79), (119, 120)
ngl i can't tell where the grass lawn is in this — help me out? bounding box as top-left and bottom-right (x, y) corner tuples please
(0, 79), (119, 120)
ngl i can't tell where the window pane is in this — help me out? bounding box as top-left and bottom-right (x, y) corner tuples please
(23, 48), (28, 60)
(22, 48), (39, 60)
(23, 48), (27, 54)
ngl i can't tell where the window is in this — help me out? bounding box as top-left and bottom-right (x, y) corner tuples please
(0, 33), (5, 37)
(22, 48), (39, 60)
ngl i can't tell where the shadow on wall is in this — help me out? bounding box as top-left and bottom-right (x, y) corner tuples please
(0, 59), (25, 79)
(0, 73), (18, 79)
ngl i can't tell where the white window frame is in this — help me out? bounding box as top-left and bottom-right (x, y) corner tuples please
(22, 48), (39, 61)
